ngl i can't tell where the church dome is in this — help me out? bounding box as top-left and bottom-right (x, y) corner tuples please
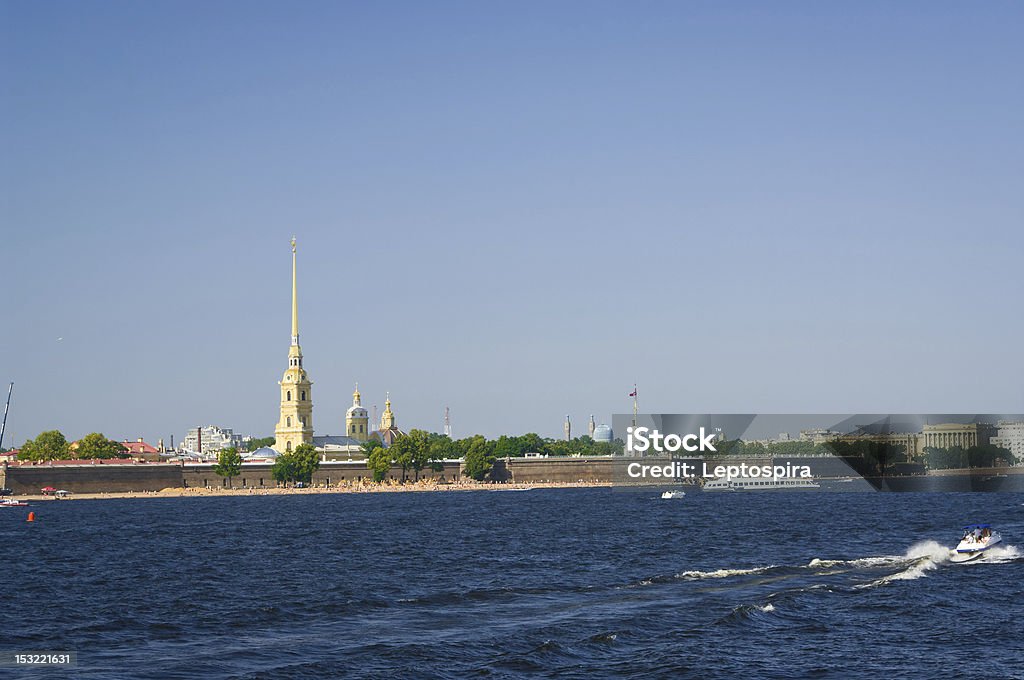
(593, 424), (613, 443)
(243, 446), (279, 459)
(347, 405), (368, 417)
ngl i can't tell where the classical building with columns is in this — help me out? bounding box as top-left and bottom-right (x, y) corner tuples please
(921, 422), (997, 451)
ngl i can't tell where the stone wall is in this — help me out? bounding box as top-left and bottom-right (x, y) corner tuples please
(1, 462), (183, 494)
(2, 456), (865, 493)
(496, 458), (614, 484)
(180, 460), (463, 488)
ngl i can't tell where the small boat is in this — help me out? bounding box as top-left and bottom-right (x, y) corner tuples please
(660, 490), (686, 499)
(951, 524), (1002, 562)
(0, 498), (29, 507)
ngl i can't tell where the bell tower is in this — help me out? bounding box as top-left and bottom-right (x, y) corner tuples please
(380, 392), (396, 431)
(345, 383), (370, 442)
(274, 237), (314, 452)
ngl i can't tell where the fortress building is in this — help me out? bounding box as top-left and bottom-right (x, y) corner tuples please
(274, 238), (314, 453)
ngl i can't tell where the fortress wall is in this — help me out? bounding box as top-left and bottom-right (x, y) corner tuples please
(1, 463), (183, 494)
(180, 460), (464, 488)
(497, 458), (615, 484)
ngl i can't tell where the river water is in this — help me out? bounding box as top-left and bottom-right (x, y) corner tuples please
(4, 488), (1023, 678)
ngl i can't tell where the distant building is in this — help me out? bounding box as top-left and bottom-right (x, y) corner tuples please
(0, 449), (19, 461)
(121, 439), (160, 461)
(182, 426), (245, 454)
(991, 420), (1024, 464)
(593, 424), (613, 443)
(564, 415), (571, 441)
(313, 435), (365, 460)
(800, 429), (842, 444)
(588, 415), (596, 438)
(922, 423), (997, 451)
(831, 432), (924, 459)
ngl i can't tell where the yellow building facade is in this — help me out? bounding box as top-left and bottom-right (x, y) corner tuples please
(345, 384), (370, 442)
(274, 238), (314, 453)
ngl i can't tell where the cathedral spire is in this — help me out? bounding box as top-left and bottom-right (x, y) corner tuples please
(275, 236), (313, 453)
(291, 236), (299, 346)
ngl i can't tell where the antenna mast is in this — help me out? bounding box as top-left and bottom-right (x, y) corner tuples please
(444, 406), (452, 438)
(0, 382), (12, 451)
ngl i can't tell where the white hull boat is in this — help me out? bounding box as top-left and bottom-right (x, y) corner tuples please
(703, 477), (820, 491)
(951, 524), (1002, 562)
(660, 490), (686, 499)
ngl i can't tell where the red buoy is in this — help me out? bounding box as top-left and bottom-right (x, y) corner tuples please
(27, 512), (35, 522)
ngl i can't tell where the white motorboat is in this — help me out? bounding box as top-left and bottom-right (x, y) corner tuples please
(952, 524), (1002, 561)
(0, 498), (29, 507)
(702, 477), (820, 491)
(660, 490), (686, 499)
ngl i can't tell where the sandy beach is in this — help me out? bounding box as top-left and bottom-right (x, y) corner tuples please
(13, 480), (610, 502)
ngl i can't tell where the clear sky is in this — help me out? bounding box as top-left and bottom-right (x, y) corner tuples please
(2, 1), (1021, 447)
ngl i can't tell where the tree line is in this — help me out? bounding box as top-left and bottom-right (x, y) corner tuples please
(923, 444), (1016, 470)
(362, 431), (625, 483)
(15, 430), (129, 461)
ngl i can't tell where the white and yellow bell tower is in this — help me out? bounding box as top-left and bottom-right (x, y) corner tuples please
(380, 392), (396, 431)
(345, 383), (369, 442)
(274, 237), (314, 453)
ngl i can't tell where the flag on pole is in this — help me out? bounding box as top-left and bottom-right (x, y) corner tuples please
(629, 389), (637, 397)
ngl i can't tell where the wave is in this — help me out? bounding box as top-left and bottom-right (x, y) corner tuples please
(636, 539), (1020, 595)
(854, 540), (951, 588)
(675, 565), (779, 580)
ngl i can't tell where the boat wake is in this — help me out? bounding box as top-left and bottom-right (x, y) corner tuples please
(854, 540), (951, 587)
(676, 565), (779, 580)
(655, 539), (1023, 595)
(956, 543), (1021, 564)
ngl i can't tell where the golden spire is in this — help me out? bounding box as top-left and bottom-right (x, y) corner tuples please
(381, 392), (395, 430)
(353, 382), (361, 406)
(290, 236), (299, 346)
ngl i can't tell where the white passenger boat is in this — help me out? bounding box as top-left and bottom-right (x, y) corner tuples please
(660, 490), (686, 499)
(0, 498), (29, 507)
(702, 477), (820, 491)
(951, 524), (1002, 562)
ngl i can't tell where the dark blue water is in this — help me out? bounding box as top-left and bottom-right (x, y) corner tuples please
(4, 489), (1023, 679)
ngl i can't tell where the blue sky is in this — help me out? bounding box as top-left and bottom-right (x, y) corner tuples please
(2, 1), (1021, 446)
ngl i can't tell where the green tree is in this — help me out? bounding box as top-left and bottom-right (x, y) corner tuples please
(966, 443), (1015, 468)
(292, 443), (320, 484)
(213, 447), (243, 487)
(271, 454), (297, 485)
(463, 436), (496, 481)
(245, 436), (277, 452)
(518, 433), (547, 456)
(366, 443), (394, 482)
(75, 432), (129, 459)
(270, 443), (320, 486)
(427, 433), (457, 464)
(18, 430), (70, 461)
(389, 431), (431, 482)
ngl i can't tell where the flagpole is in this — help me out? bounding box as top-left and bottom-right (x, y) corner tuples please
(632, 383), (638, 429)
